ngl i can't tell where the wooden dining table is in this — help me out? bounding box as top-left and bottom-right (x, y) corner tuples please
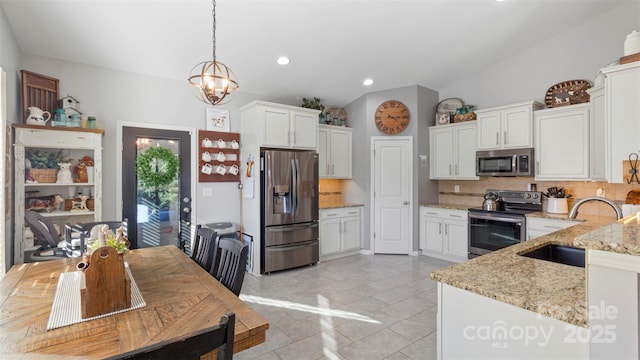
(0, 245), (269, 359)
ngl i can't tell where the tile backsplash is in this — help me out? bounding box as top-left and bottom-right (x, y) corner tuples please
(439, 177), (640, 218)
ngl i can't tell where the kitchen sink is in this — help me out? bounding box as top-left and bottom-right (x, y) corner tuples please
(519, 244), (585, 268)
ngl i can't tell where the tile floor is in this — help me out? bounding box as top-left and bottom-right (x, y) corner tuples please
(236, 254), (454, 360)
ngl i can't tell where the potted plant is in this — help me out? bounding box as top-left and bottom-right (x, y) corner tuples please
(544, 187), (571, 214)
(301, 97), (325, 112)
(89, 225), (130, 255)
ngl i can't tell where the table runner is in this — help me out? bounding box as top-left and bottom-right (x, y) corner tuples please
(47, 263), (146, 330)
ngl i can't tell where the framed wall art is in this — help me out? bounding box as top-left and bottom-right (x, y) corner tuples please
(205, 107), (230, 132)
(436, 112), (451, 125)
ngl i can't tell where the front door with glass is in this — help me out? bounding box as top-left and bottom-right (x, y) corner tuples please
(122, 127), (191, 250)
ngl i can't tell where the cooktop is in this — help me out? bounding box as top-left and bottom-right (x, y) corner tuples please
(469, 190), (543, 215)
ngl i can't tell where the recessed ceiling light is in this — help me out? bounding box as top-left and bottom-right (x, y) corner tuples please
(277, 56), (290, 65)
(363, 78), (374, 86)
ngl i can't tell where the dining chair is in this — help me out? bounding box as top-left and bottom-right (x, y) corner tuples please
(118, 312), (235, 360)
(24, 210), (69, 260)
(212, 238), (248, 296)
(191, 224), (218, 273)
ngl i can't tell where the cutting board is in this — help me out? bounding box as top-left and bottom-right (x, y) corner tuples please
(626, 190), (640, 204)
(622, 160), (640, 185)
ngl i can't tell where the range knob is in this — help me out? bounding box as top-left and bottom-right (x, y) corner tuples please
(525, 193), (532, 199)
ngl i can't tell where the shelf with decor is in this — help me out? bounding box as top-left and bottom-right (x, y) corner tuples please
(13, 124), (103, 264)
(198, 130), (240, 183)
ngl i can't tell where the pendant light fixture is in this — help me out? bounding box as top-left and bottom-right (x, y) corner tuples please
(188, 0), (238, 106)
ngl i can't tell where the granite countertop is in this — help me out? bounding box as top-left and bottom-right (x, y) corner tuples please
(422, 203), (616, 223)
(431, 215), (623, 328)
(420, 203), (470, 211)
(319, 202), (364, 209)
(574, 213), (640, 255)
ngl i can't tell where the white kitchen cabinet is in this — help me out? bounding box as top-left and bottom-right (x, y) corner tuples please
(601, 62), (640, 183)
(476, 101), (544, 150)
(319, 207), (362, 260)
(240, 101), (319, 150)
(534, 103), (590, 180)
(429, 122), (478, 180)
(318, 124), (352, 179)
(587, 85), (607, 181)
(526, 216), (580, 240)
(588, 250), (640, 359)
(420, 206), (468, 262)
(13, 125), (103, 264)
(438, 283), (588, 359)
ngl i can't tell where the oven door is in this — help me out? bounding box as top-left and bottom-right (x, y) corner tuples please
(468, 212), (525, 257)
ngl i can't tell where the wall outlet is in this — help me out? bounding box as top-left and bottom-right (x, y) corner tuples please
(454, 185), (460, 193)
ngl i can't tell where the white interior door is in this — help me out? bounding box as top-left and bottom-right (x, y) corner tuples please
(372, 137), (412, 254)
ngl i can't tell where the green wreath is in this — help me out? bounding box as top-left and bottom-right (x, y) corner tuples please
(136, 146), (179, 187)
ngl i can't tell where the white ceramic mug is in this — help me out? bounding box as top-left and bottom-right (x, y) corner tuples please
(201, 163), (213, 175)
(216, 152), (226, 162)
(215, 164), (227, 175)
(228, 164), (240, 175)
(230, 139), (239, 149)
(217, 139), (226, 148)
(202, 151), (212, 162)
(202, 138), (213, 147)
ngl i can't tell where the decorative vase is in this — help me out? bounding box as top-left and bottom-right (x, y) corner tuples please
(546, 198), (568, 214)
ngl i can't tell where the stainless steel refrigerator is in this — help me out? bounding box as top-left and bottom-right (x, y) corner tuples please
(261, 149), (319, 273)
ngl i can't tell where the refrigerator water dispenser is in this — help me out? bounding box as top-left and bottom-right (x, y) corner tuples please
(272, 185), (291, 214)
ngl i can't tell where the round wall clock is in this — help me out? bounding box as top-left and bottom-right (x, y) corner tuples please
(374, 100), (410, 135)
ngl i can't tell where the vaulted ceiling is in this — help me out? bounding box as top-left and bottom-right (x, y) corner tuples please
(0, 0), (623, 107)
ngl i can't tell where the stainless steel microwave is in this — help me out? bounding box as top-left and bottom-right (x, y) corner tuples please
(476, 148), (534, 177)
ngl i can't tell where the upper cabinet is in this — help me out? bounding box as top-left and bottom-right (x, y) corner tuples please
(429, 122), (478, 180)
(475, 101), (544, 150)
(601, 62), (640, 183)
(587, 85), (607, 181)
(318, 124), (352, 179)
(534, 103), (590, 180)
(240, 101), (319, 150)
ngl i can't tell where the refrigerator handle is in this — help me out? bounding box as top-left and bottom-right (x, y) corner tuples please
(291, 158), (298, 215)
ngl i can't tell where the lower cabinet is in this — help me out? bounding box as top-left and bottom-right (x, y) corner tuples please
(526, 216), (580, 240)
(319, 207), (362, 260)
(420, 206), (468, 263)
(438, 283), (588, 358)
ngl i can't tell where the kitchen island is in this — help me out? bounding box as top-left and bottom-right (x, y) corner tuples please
(431, 213), (638, 359)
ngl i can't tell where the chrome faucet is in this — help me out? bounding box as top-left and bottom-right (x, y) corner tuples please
(568, 196), (623, 220)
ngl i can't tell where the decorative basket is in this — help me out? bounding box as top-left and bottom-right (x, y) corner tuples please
(544, 80), (592, 108)
(29, 168), (58, 183)
(454, 112), (477, 123)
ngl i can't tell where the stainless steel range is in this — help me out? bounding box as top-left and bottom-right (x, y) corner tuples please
(468, 190), (542, 258)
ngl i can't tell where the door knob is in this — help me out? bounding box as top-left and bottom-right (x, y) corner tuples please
(403, 201), (409, 205)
